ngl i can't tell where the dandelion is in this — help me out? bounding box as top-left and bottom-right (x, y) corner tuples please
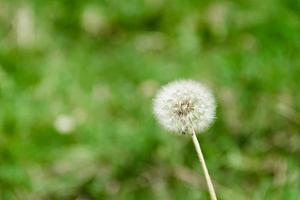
(153, 80), (217, 200)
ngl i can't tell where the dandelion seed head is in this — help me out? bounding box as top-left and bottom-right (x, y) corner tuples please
(153, 80), (216, 134)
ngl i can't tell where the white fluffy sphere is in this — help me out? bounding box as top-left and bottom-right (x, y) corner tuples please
(153, 80), (216, 134)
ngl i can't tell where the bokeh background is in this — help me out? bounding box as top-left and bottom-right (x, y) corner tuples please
(0, 0), (300, 199)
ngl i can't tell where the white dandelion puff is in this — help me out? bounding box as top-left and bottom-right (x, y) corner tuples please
(153, 79), (218, 200)
(153, 80), (216, 134)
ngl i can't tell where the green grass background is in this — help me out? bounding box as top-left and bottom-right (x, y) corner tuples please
(0, 0), (300, 199)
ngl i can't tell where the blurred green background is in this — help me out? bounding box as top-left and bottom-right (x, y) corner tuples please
(0, 0), (300, 199)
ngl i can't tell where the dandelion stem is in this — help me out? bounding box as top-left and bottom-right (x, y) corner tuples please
(191, 129), (217, 200)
